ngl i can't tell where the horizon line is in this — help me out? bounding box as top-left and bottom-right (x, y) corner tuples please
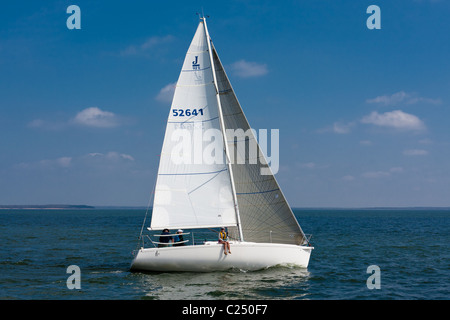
(1, 204), (450, 210)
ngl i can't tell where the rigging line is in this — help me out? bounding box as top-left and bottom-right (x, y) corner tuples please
(168, 116), (218, 124)
(134, 178), (157, 254)
(187, 168), (227, 195)
(186, 197), (199, 228)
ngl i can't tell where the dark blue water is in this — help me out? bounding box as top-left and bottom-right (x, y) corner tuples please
(0, 208), (448, 300)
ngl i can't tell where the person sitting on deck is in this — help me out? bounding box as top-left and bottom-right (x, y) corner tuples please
(173, 229), (185, 247)
(158, 228), (173, 248)
(218, 227), (231, 255)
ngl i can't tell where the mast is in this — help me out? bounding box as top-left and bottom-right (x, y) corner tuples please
(202, 17), (244, 242)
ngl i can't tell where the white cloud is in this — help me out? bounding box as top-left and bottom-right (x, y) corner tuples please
(361, 110), (425, 131)
(299, 162), (317, 169)
(88, 153), (103, 157)
(30, 107), (129, 130)
(106, 152), (135, 161)
(362, 167), (404, 179)
(16, 152), (135, 171)
(119, 153), (135, 161)
(156, 82), (176, 103)
(40, 157), (72, 168)
(230, 60), (268, 78)
(359, 140), (372, 146)
(27, 118), (67, 131)
(317, 121), (354, 134)
(28, 119), (45, 128)
(297, 162), (329, 169)
(332, 122), (354, 134)
(56, 157), (72, 168)
(418, 138), (433, 144)
(81, 151), (136, 172)
(362, 171), (391, 179)
(87, 152), (135, 162)
(407, 96), (442, 105)
(120, 35), (174, 57)
(366, 91), (441, 106)
(403, 149), (428, 156)
(366, 91), (409, 106)
(73, 107), (120, 128)
(16, 156), (73, 169)
(389, 167), (404, 173)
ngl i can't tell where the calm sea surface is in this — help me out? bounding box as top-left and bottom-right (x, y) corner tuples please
(0, 208), (448, 300)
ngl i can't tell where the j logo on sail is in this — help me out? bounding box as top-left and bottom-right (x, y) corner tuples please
(192, 56), (200, 70)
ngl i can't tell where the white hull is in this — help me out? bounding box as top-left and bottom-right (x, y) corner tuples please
(130, 241), (313, 272)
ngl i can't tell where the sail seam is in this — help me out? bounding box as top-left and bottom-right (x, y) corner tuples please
(158, 168), (227, 176)
(181, 66), (212, 72)
(187, 50), (209, 54)
(219, 88), (232, 94)
(236, 188), (280, 195)
(176, 82), (214, 88)
(223, 111), (244, 117)
(168, 116), (219, 124)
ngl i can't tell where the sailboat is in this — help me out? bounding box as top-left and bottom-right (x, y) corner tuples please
(130, 17), (313, 272)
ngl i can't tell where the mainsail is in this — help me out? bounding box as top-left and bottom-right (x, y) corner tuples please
(211, 44), (306, 245)
(151, 18), (307, 245)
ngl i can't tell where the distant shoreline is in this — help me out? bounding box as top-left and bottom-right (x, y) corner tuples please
(0, 205), (95, 210)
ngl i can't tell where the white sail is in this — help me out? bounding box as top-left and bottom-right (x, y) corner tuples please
(151, 21), (237, 230)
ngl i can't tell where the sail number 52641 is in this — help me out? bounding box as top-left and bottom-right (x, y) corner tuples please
(172, 108), (204, 117)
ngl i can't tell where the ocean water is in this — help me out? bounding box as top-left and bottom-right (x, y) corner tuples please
(0, 208), (448, 300)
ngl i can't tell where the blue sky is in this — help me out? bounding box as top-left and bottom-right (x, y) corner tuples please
(1, 0), (450, 207)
